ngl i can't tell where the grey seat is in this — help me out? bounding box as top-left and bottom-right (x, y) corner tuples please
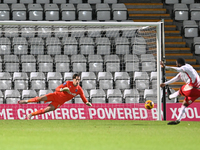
(36, 0), (50, 4)
(98, 72), (113, 89)
(104, 0), (117, 3)
(112, 4), (127, 21)
(181, 0), (195, 4)
(77, 4), (92, 21)
(13, 72), (29, 90)
(96, 4), (111, 21)
(88, 0), (101, 3)
(4, 55), (19, 72)
(134, 72), (149, 90)
(20, 0), (34, 3)
(3, 0), (17, 3)
(193, 37), (200, 54)
(39, 89), (53, 97)
(0, 4), (10, 20)
(115, 37), (130, 54)
(46, 37), (61, 55)
(88, 55), (103, 72)
(0, 72), (12, 90)
(87, 27), (102, 38)
(71, 55), (87, 72)
(53, 0), (66, 3)
(124, 89), (140, 103)
(21, 55), (36, 72)
(37, 26), (52, 38)
(150, 72), (157, 89)
(38, 55), (53, 72)
(64, 72), (73, 81)
(70, 27), (85, 37)
(90, 89), (106, 103)
(55, 55), (70, 72)
(0, 38), (11, 55)
(183, 20), (198, 38)
(81, 72), (96, 90)
(124, 54), (139, 72)
(22, 90), (37, 100)
(11, 4), (26, 21)
(74, 89), (89, 103)
(54, 26), (68, 38)
(28, 4), (43, 21)
(107, 89), (122, 103)
(44, 4), (59, 21)
(30, 72), (46, 90)
(79, 37), (94, 55)
(21, 25), (36, 38)
(4, 26), (19, 37)
(63, 37), (78, 55)
(165, 0), (179, 4)
(0, 91), (4, 104)
(131, 37), (147, 55)
(0, 57), (3, 72)
(13, 37), (28, 55)
(122, 26), (137, 38)
(174, 4), (189, 21)
(61, 4), (76, 21)
(5, 90), (20, 104)
(29, 37), (44, 55)
(69, 0), (82, 3)
(141, 54), (156, 72)
(114, 72), (130, 89)
(144, 89), (157, 103)
(104, 26), (120, 38)
(47, 72), (63, 90)
(96, 38), (111, 55)
(104, 55), (120, 72)
(190, 4), (200, 21)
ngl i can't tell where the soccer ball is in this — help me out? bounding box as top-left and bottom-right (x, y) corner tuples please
(145, 100), (154, 110)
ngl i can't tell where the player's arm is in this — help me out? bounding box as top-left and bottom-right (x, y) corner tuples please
(160, 73), (181, 88)
(160, 61), (184, 73)
(55, 81), (70, 92)
(79, 88), (92, 106)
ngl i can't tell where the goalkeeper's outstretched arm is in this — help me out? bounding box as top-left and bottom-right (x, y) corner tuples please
(79, 88), (92, 107)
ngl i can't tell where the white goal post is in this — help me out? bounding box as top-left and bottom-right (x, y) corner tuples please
(0, 21), (163, 121)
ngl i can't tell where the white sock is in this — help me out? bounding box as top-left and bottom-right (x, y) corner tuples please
(177, 105), (186, 121)
(169, 91), (180, 99)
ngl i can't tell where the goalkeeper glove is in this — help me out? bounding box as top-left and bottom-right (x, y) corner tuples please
(60, 87), (70, 92)
(86, 102), (92, 107)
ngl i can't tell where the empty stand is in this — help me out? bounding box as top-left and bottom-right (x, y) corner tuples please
(0, 4), (10, 20)
(174, 4), (189, 21)
(77, 4), (92, 21)
(104, 55), (120, 72)
(134, 72), (149, 90)
(124, 89), (139, 103)
(13, 72), (29, 90)
(61, 4), (76, 21)
(5, 90), (20, 104)
(90, 89), (106, 103)
(28, 4), (43, 21)
(13, 37), (28, 55)
(107, 89), (122, 103)
(46, 37), (61, 55)
(183, 20), (198, 37)
(98, 72), (113, 89)
(37, 55), (53, 72)
(96, 38), (111, 55)
(21, 55), (36, 72)
(71, 55), (87, 72)
(0, 72), (12, 90)
(22, 90), (37, 100)
(96, 4), (111, 21)
(30, 72), (46, 90)
(88, 55), (103, 72)
(4, 55), (19, 72)
(47, 72), (63, 90)
(11, 4), (26, 21)
(55, 55), (70, 72)
(81, 72), (96, 90)
(44, 4), (59, 21)
(79, 37), (95, 55)
(114, 72), (130, 89)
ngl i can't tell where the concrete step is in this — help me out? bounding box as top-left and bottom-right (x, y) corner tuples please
(165, 30), (180, 36)
(132, 19), (173, 25)
(129, 13), (170, 19)
(164, 25), (176, 31)
(125, 3), (163, 9)
(165, 47), (191, 53)
(166, 59), (196, 65)
(165, 36), (182, 42)
(127, 8), (166, 14)
(165, 53), (193, 59)
(165, 42), (186, 48)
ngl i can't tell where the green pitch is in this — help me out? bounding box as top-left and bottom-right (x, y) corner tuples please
(0, 120), (199, 150)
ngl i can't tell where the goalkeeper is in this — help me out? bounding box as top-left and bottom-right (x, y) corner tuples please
(18, 74), (92, 120)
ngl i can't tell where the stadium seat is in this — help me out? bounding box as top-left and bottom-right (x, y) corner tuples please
(79, 37), (94, 55)
(44, 4), (59, 21)
(47, 72), (63, 90)
(174, 4), (189, 21)
(54, 26), (68, 38)
(4, 55), (19, 72)
(36, 0), (50, 4)
(107, 89), (122, 103)
(21, 55), (36, 72)
(70, 27), (85, 38)
(114, 72), (130, 89)
(37, 55), (53, 72)
(193, 37), (200, 54)
(46, 37), (61, 55)
(131, 37), (147, 55)
(20, 0), (33, 3)
(39, 89), (53, 97)
(141, 54), (156, 72)
(104, 55), (120, 72)
(81, 72), (96, 90)
(13, 72), (29, 90)
(22, 90), (37, 100)
(144, 89), (157, 103)
(69, 0), (82, 4)
(88, 0), (101, 4)
(0, 58), (3, 72)
(21, 25), (36, 38)
(115, 37), (130, 54)
(88, 55), (103, 72)
(0, 37), (11, 55)
(90, 89), (106, 103)
(28, 4), (43, 21)
(183, 20), (198, 38)
(0, 4), (10, 20)
(96, 38), (111, 55)
(74, 89), (89, 103)
(53, 0), (66, 3)
(64, 72), (73, 81)
(124, 89), (140, 103)
(71, 55), (87, 72)
(3, 0), (17, 3)
(63, 37), (78, 55)
(77, 4), (92, 21)
(4, 26), (19, 37)
(165, 0), (179, 4)
(96, 4), (111, 21)
(112, 4), (127, 21)
(5, 90), (20, 104)
(98, 72), (113, 89)
(11, 4), (26, 21)
(87, 27), (102, 38)
(190, 4), (200, 21)
(150, 72), (157, 89)
(0, 72), (12, 90)
(29, 37), (44, 55)
(122, 27), (137, 38)
(30, 72), (46, 90)
(104, 0), (117, 4)
(61, 4), (76, 21)
(37, 26), (52, 38)
(124, 54), (139, 72)
(181, 0), (194, 4)
(105, 26), (120, 38)
(12, 37), (28, 55)
(55, 55), (70, 72)
(134, 72), (149, 90)
(0, 91), (4, 104)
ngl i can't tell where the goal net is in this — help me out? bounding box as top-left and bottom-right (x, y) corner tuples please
(0, 21), (162, 120)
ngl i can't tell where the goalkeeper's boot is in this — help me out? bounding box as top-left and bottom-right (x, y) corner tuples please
(18, 100), (28, 104)
(167, 120), (180, 125)
(26, 114), (32, 120)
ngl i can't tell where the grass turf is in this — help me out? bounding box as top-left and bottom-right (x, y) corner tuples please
(0, 120), (199, 150)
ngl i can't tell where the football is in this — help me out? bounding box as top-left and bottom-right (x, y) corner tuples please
(145, 100), (154, 110)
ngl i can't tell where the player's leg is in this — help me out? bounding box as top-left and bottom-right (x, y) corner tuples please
(18, 95), (47, 104)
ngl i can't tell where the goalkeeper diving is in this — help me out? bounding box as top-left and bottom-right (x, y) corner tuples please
(18, 74), (92, 120)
